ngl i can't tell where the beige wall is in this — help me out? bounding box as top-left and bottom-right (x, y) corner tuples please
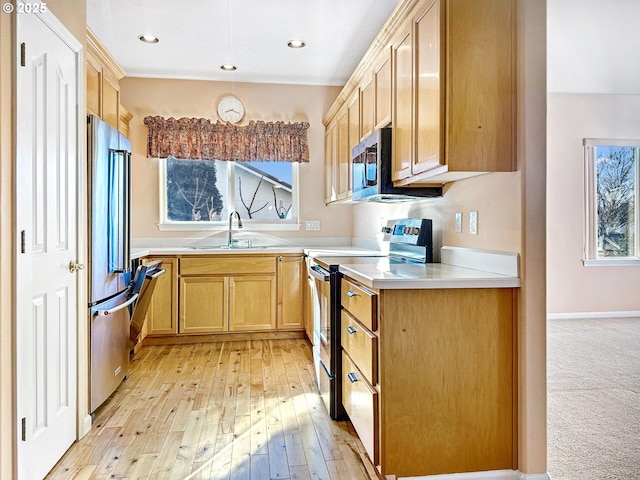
(547, 93), (640, 315)
(120, 77), (353, 245)
(47, 0), (86, 45)
(353, 172), (522, 254)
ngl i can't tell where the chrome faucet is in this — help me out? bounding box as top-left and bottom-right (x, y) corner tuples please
(228, 211), (243, 246)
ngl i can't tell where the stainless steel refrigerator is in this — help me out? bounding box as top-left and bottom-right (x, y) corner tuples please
(87, 114), (134, 413)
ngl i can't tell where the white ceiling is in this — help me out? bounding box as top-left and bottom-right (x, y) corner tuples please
(87, 0), (399, 86)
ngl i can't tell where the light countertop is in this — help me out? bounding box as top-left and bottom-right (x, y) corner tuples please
(131, 246), (305, 259)
(338, 258), (520, 289)
(132, 245), (520, 290)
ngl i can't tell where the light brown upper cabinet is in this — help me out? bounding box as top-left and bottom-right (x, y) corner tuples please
(362, 49), (392, 141)
(373, 49), (392, 130)
(336, 106), (351, 201)
(391, 22), (414, 182)
(324, 119), (338, 204)
(323, 0), (516, 191)
(325, 91), (359, 204)
(86, 29), (132, 137)
(360, 75), (375, 140)
(347, 89), (361, 194)
(393, 0), (516, 185)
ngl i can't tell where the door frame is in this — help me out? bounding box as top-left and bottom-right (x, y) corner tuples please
(12, 4), (89, 477)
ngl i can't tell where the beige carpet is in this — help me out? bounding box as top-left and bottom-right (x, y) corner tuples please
(547, 317), (640, 480)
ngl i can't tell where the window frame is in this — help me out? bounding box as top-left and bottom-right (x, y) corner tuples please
(583, 138), (640, 266)
(157, 158), (301, 232)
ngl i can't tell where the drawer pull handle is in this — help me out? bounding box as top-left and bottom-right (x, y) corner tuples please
(346, 326), (357, 334)
(346, 290), (358, 297)
(347, 372), (358, 383)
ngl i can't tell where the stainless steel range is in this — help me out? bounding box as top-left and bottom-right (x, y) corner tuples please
(307, 218), (434, 419)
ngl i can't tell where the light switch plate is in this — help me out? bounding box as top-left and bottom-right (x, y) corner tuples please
(469, 211), (478, 235)
(305, 220), (320, 231)
(455, 212), (462, 233)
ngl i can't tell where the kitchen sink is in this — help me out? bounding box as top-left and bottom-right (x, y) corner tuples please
(188, 244), (268, 250)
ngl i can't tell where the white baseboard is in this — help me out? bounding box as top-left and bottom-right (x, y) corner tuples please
(79, 413), (92, 439)
(519, 473), (551, 480)
(402, 470), (550, 480)
(547, 310), (640, 320)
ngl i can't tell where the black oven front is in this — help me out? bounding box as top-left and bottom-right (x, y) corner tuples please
(308, 261), (346, 420)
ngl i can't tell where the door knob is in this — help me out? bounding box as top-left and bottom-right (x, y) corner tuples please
(68, 261), (85, 273)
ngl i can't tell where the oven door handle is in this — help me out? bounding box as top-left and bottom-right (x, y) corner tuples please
(309, 264), (330, 282)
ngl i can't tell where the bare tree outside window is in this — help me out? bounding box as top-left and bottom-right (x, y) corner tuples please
(595, 146), (636, 257)
(161, 158), (296, 225)
(166, 157), (224, 221)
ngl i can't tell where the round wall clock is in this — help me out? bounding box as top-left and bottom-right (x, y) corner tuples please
(217, 95), (245, 124)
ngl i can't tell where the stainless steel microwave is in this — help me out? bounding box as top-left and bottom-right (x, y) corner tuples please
(351, 128), (442, 202)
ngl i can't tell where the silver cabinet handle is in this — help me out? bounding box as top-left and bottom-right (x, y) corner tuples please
(347, 372), (358, 383)
(69, 261), (85, 273)
(96, 293), (139, 316)
(346, 326), (357, 334)
(346, 290), (357, 297)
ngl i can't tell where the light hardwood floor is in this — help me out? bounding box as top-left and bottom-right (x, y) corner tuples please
(46, 339), (378, 480)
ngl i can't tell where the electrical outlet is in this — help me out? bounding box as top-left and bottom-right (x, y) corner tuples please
(305, 220), (320, 231)
(455, 212), (462, 233)
(469, 211), (478, 235)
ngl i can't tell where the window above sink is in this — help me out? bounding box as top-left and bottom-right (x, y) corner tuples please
(158, 157), (300, 232)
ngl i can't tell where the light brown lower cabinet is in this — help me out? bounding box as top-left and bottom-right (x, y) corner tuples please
(144, 257), (178, 336)
(179, 276), (227, 334)
(144, 254), (303, 338)
(341, 276), (517, 477)
(229, 275), (276, 331)
(277, 255), (305, 330)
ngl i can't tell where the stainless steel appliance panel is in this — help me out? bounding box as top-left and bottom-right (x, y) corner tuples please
(351, 127), (442, 202)
(90, 290), (136, 412)
(88, 115), (131, 304)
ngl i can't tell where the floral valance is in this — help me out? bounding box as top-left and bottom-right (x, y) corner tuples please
(143, 116), (310, 162)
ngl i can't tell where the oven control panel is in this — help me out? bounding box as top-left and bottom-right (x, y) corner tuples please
(381, 218), (433, 247)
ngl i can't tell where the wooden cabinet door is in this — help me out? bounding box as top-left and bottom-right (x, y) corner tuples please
(445, 0), (515, 172)
(85, 51), (102, 118)
(179, 276), (228, 334)
(374, 49), (392, 129)
(391, 23), (413, 182)
(277, 256), (305, 330)
(360, 75), (375, 139)
(413, 0), (444, 175)
(336, 106), (351, 200)
(229, 275), (276, 331)
(101, 72), (120, 130)
(324, 121), (338, 204)
(146, 257), (178, 335)
(303, 273), (314, 343)
(347, 90), (361, 149)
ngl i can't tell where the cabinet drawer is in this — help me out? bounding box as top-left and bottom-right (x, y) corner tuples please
(342, 351), (378, 464)
(341, 278), (377, 331)
(180, 256), (276, 276)
(341, 311), (377, 385)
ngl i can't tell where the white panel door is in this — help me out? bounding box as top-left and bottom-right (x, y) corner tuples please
(16, 9), (80, 480)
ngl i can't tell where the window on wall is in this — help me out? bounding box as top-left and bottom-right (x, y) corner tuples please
(584, 139), (639, 264)
(158, 157), (299, 230)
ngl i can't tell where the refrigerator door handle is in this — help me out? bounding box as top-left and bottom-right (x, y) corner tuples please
(109, 148), (131, 274)
(96, 293), (138, 316)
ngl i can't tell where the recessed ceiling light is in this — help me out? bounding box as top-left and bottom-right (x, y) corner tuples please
(138, 34), (159, 44)
(287, 40), (306, 49)
(220, 64), (237, 71)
